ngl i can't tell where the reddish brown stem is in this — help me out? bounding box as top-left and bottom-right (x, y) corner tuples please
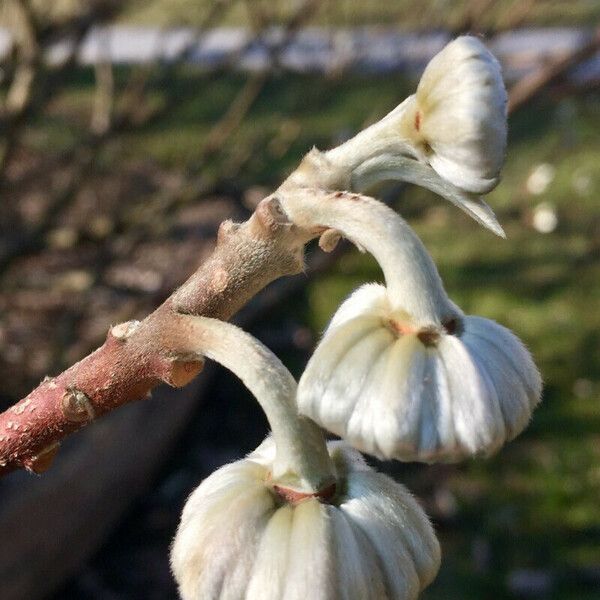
(0, 197), (305, 475)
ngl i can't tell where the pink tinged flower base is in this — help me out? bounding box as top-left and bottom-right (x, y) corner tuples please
(171, 439), (440, 600)
(298, 283), (542, 463)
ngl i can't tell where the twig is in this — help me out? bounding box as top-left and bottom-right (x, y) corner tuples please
(0, 1), (121, 180)
(508, 27), (600, 113)
(90, 59), (114, 135)
(0, 0), (41, 174)
(0, 194), (310, 475)
(0, 0), (315, 276)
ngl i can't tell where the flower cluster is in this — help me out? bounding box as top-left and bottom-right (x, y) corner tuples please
(170, 36), (542, 600)
(170, 317), (440, 600)
(172, 436), (440, 600)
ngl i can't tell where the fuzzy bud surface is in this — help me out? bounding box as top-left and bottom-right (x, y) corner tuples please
(171, 438), (440, 600)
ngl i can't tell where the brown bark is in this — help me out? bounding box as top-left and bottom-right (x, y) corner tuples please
(0, 197), (306, 475)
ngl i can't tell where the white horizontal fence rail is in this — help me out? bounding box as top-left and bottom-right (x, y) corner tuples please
(0, 26), (599, 83)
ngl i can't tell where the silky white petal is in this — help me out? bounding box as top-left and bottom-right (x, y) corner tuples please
(428, 351), (456, 455)
(461, 316), (542, 439)
(345, 333), (400, 457)
(328, 439), (371, 475)
(305, 315), (384, 395)
(464, 316), (542, 403)
(415, 36), (507, 193)
(301, 321), (394, 436)
(341, 469), (440, 595)
(437, 334), (505, 456)
(416, 351), (446, 457)
(351, 151), (505, 237)
(179, 461), (263, 505)
(364, 337), (453, 462)
(389, 337), (429, 455)
(171, 462), (275, 600)
(328, 507), (388, 600)
(246, 505), (293, 600)
(327, 283), (390, 331)
(283, 499), (335, 600)
(246, 435), (277, 467)
(463, 334), (526, 442)
(333, 442), (440, 573)
(362, 334), (418, 459)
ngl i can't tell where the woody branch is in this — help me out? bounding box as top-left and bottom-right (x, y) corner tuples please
(0, 0), (330, 477)
(0, 191), (302, 475)
(0, 148), (366, 477)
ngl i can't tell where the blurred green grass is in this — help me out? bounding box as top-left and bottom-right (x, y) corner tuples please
(6, 0), (599, 28)
(35, 67), (600, 598)
(121, 0), (600, 29)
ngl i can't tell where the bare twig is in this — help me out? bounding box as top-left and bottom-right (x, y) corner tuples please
(508, 27), (600, 113)
(0, 0), (316, 276)
(202, 74), (269, 158)
(0, 194), (309, 475)
(166, 0), (320, 163)
(0, 0), (121, 180)
(91, 60), (114, 135)
(2, 0), (40, 117)
(0, 0), (41, 173)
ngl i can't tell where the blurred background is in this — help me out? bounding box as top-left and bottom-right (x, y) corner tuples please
(0, 1), (599, 599)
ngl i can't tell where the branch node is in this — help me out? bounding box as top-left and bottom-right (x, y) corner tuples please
(289, 147), (351, 190)
(23, 442), (60, 475)
(217, 220), (240, 245)
(61, 388), (96, 423)
(253, 196), (291, 235)
(319, 229), (341, 253)
(110, 319), (141, 341)
(157, 356), (205, 388)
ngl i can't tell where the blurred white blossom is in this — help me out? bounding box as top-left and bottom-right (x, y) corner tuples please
(526, 163), (555, 195)
(532, 202), (558, 234)
(572, 170), (592, 196)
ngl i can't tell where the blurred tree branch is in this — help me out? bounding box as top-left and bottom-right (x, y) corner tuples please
(3, 0), (40, 117)
(0, 0), (320, 276)
(508, 27), (600, 113)
(0, 0), (42, 173)
(0, 0), (121, 178)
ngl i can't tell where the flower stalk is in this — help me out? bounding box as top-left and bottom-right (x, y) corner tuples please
(288, 36), (508, 237)
(279, 186), (459, 327)
(168, 314), (334, 494)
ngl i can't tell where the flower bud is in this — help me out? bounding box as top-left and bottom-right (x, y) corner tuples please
(315, 36), (508, 235)
(402, 35), (508, 194)
(171, 438), (440, 600)
(298, 283), (542, 463)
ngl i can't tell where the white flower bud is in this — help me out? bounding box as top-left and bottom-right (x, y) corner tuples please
(171, 438), (440, 600)
(313, 36), (508, 235)
(404, 35), (508, 194)
(298, 283), (542, 463)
